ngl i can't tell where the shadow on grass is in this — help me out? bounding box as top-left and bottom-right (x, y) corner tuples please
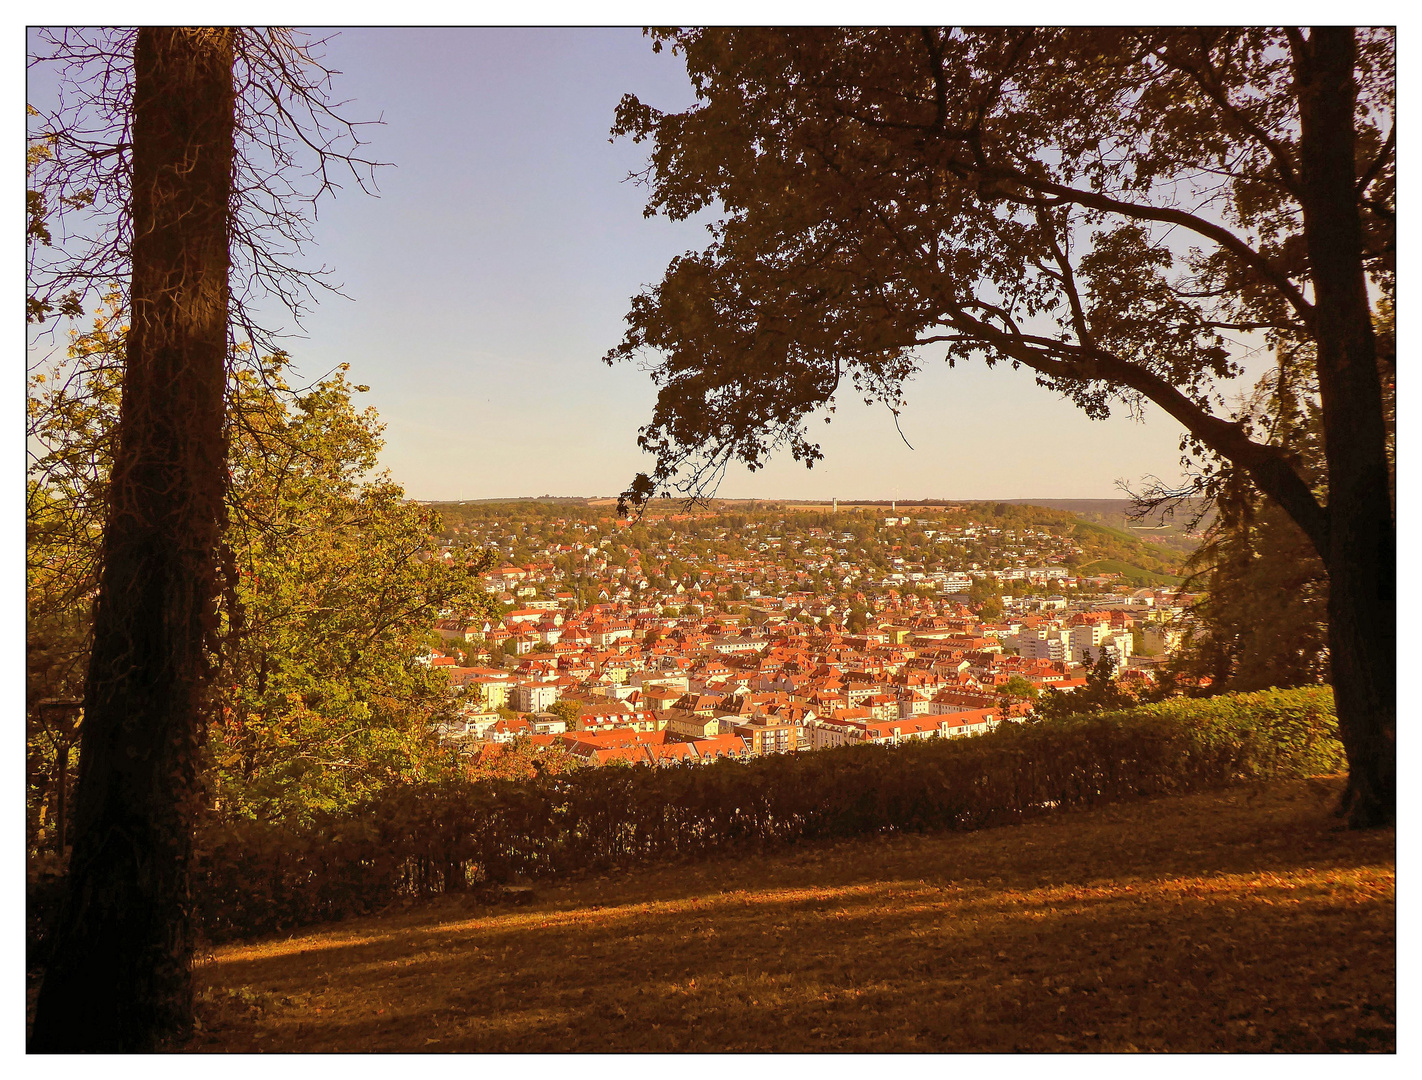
(191, 778), (1394, 1053)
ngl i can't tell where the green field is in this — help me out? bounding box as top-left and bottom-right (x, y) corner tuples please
(1076, 557), (1184, 587)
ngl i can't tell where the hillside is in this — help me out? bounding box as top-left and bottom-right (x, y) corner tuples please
(188, 777), (1393, 1053)
(1064, 519), (1189, 583)
(1075, 558), (1182, 587)
(425, 496), (1194, 593)
(1003, 498), (1210, 557)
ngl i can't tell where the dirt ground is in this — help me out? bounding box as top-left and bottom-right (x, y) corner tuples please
(189, 776), (1394, 1052)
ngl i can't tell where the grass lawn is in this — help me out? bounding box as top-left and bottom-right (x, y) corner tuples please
(189, 776), (1394, 1053)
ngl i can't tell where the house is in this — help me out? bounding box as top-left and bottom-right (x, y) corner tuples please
(860, 693), (900, 720)
(432, 712), (500, 742)
(512, 681), (561, 713)
(939, 708), (1000, 738)
(686, 733), (752, 762)
(727, 718), (799, 755)
(465, 672), (514, 710)
(862, 707), (1000, 745)
(863, 715), (948, 745)
(641, 686), (686, 713)
(564, 728), (694, 766)
(433, 619), (481, 643)
(672, 692), (726, 718)
(527, 713), (568, 736)
(663, 710), (725, 740)
(809, 716), (868, 749)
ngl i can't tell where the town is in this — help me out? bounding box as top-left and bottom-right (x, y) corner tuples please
(421, 499), (1199, 767)
(25, 25), (1391, 1055)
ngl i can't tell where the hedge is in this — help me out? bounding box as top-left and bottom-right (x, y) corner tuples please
(187, 686), (1340, 943)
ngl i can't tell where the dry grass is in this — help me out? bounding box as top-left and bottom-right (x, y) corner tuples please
(189, 776), (1393, 1052)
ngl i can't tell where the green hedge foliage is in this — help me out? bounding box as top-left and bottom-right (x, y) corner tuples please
(186, 687), (1340, 943)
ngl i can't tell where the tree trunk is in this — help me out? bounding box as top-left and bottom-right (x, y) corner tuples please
(29, 27), (235, 1052)
(53, 741), (68, 855)
(1293, 27), (1396, 828)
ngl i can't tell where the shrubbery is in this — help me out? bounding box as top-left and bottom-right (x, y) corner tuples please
(183, 687), (1339, 943)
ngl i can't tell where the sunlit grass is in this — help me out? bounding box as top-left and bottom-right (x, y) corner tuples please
(191, 776), (1393, 1052)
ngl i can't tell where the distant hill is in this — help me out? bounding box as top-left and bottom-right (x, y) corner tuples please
(1075, 557), (1182, 587)
(419, 494), (1208, 571)
(1002, 498), (1210, 556)
(422, 495), (1210, 525)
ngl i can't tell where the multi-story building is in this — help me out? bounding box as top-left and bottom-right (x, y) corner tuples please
(1143, 624), (1186, 656)
(664, 710), (725, 740)
(1071, 625), (1134, 666)
(729, 719), (798, 755)
(1015, 625), (1072, 661)
(512, 680), (560, 713)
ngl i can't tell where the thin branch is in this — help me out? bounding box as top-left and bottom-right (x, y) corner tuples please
(1151, 38), (1300, 195)
(1356, 124), (1394, 195)
(972, 161), (1315, 324)
(935, 298), (1329, 556)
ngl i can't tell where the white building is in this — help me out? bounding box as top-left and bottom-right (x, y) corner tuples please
(512, 681), (561, 713)
(1072, 627), (1135, 666)
(1015, 625), (1072, 661)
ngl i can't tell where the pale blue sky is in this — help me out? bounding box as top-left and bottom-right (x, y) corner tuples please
(28, 25), (1273, 502)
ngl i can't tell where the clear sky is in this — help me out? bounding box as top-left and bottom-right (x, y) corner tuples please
(28, 25), (1279, 503)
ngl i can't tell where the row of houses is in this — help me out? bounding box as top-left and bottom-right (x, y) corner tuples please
(444, 703), (1008, 768)
(421, 579), (1189, 768)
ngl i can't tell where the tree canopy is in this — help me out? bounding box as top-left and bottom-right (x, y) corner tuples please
(610, 29), (1389, 519)
(609, 27), (1393, 826)
(27, 302), (495, 834)
(213, 361), (494, 820)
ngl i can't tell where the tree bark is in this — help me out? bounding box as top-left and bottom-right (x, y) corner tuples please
(1293, 27), (1395, 828)
(30, 27), (235, 1052)
(53, 741), (68, 855)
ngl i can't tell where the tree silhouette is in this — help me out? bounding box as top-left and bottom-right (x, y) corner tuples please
(609, 28), (1393, 827)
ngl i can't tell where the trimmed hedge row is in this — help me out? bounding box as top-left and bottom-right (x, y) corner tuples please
(191, 687), (1340, 942)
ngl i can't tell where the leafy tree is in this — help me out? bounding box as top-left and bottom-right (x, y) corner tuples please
(1034, 655), (1137, 719)
(1172, 509), (1329, 694)
(547, 698), (584, 731)
(997, 675), (1039, 702)
(845, 604), (870, 634)
(967, 577), (1003, 620)
(28, 314), (493, 832)
(27, 299), (125, 856)
(609, 28), (1393, 826)
(465, 738), (581, 783)
(211, 362), (494, 821)
(1170, 369), (1331, 692)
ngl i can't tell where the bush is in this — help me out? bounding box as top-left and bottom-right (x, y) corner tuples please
(182, 687), (1340, 943)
